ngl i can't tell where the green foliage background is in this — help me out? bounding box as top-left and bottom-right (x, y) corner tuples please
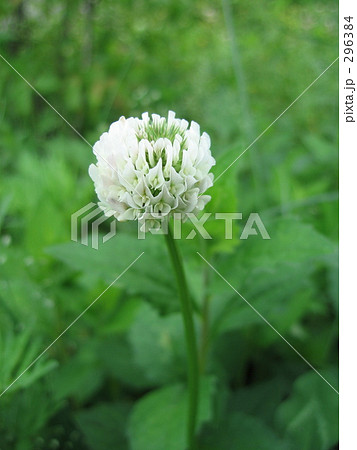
(0, 0), (338, 449)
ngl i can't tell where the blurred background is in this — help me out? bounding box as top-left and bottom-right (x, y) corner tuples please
(0, 0), (338, 449)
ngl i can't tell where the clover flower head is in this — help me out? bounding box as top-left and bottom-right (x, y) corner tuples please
(89, 111), (215, 230)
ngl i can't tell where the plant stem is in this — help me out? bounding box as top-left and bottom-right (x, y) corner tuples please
(198, 239), (211, 374)
(164, 226), (199, 450)
(199, 293), (210, 374)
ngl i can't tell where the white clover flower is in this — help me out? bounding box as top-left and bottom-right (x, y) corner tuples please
(89, 111), (215, 230)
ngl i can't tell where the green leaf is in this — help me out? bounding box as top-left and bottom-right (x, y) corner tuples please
(48, 341), (104, 404)
(204, 146), (241, 253)
(276, 369), (339, 450)
(47, 233), (178, 312)
(237, 217), (336, 268)
(128, 376), (216, 450)
(102, 297), (143, 335)
(209, 218), (337, 337)
(199, 412), (289, 450)
(0, 329), (57, 396)
(212, 262), (314, 337)
(96, 336), (152, 390)
(228, 377), (290, 427)
(0, 194), (12, 233)
(0, 383), (61, 449)
(128, 303), (186, 386)
(75, 402), (132, 450)
(209, 146), (239, 214)
(4, 151), (91, 254)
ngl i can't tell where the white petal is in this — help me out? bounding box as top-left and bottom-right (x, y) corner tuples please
(146, 159), (165, 190)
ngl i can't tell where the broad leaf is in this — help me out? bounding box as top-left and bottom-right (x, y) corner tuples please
(199, 412), (289, 450)
(47, 233), (178, 312)
(276, 369), (338, 450)
(128, 303), (186, 385)
(209, 218), (337, 337)
(75, 402), (132, 450)
(128, 376), (216, 450)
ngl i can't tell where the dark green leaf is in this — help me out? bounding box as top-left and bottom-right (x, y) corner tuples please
(75, 402), (132, 450)
(199, 412), (290, 450)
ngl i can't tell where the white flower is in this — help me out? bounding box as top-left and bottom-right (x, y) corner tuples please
(89, 111), (215, 229)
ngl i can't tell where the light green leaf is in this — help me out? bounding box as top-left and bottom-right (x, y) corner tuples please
(128, 303), (186, 385)
(0, 329), (57, 396)
(209, 218), (337, 337)
(47, 233), (178, 311)
(204, 146), (241, 253)
(48, 341), (104, 404)
(212, 262), (314, 337)
(238, 217), (336, 268)
(128, 376), (216, 450)
(276, 369), (338, 450)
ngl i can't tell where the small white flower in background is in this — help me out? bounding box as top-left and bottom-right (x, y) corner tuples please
(89, 111), (215, 230)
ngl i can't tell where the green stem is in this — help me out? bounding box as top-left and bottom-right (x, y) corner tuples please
(198, 239), (211, 374)
(164, 226), (199, 450)
(199, 293), (210, 374)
